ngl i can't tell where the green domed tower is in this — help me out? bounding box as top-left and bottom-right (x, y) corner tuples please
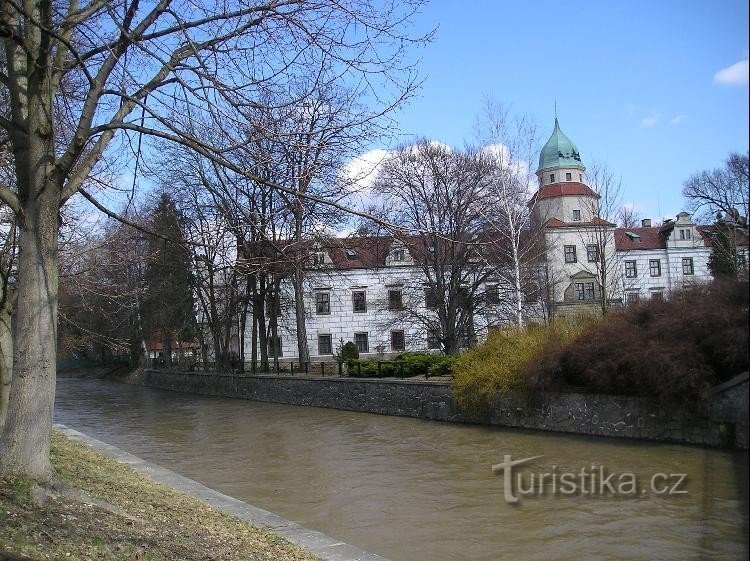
(536, 118), (586, 186)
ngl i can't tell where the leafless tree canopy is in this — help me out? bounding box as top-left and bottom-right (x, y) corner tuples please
(683, 152), (749, 223)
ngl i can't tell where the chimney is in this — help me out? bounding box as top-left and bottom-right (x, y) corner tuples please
(641, 218), (652, 228)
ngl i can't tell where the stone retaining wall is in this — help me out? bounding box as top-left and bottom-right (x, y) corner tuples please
(126, 369), (749, 449)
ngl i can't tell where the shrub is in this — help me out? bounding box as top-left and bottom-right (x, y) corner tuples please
(345, 353), (458, 378)
(452, 317), (595, 418)
(523, 279), (749, 408)
(340, 341), (359, 362)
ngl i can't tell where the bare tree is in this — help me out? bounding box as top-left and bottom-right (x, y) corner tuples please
(683, 152), (749, 222)
(576, 163), (623, 316)
(474, 100), (545, 326)
(0, 206), (16, 431)
(373, 141), (500, 355)
(0, 0), (429, 479)
(617, 205), (643, 228)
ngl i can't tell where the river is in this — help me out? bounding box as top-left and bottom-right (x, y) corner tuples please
(54, 379), (748, 561)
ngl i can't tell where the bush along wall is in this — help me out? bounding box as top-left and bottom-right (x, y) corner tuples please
(346, 353), (457, 378)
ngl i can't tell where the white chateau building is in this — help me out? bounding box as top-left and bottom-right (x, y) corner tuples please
(233, 119), (746, 363)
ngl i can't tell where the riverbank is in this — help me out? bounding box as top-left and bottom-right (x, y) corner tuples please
(123, 368), (749, 449)
(0, 432), (320, 561)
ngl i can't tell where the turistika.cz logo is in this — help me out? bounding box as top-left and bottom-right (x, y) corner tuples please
(491, 455), (688, 504)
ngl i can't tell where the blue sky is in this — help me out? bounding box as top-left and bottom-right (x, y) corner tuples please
(383, 0), (749, 222)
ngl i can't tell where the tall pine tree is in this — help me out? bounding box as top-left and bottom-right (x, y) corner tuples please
(142, 194), (196, 367)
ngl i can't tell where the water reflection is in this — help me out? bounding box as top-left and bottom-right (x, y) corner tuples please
(54, 379), (748, 561)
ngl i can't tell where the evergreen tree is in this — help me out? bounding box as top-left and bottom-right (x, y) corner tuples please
(142, 194), (196, 367)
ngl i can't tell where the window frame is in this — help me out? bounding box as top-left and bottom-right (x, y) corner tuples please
(318, 334), (333, 355)
(354, 332), (369, 354)
(564, 245), (577, 263)
(586, 244), (599, 263)
(427, 327), (441, 350)
(315, 291), (331, 314)
(390, 330), (405, 352)
(387, 288), (403, 310)
(649, 259), (661, 277)
(565, 172), (572, 181)
(682, 257), (694, 275)
(572, 209), (581, 221)
(424, 287), (438, 308)
(352, 290), (367, 313)
(625, 260), (637, 278)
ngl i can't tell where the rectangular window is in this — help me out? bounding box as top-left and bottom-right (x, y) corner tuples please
(486, 284), (500, 304)
(424, 287), (438, 308)
(388, 289), (403, 310)
(352, 290), (367, 313)
(318, 334), (333, 355)
(682, 257), (694, 275)
(679, 228), (692, 240)
(651, 291), (664, 302)
(626, 292), (640, 305)
(575, 282), (595, 300)
(565, 172), (572, 181)
(427, 327), (441, 349)
(585, 282), (595, 300)
(625, 260), (637, 278)
(315, 292), (330, 314)
(564, 245), (577, 263)
(268, 336), (283, 358)
(586, 244), (599, 263)
(649, 259), (661, 277)
(354, 332), (369, 353)
(391, 330), (405, 352)
(572, 209), (581, 221)
(312, 252), (325, 265)
(392, 249), (405, 261)
(549, 173), (555, 183)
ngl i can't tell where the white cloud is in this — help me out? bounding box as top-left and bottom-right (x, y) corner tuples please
(714, 59), (749, 86)
(340, 149), (391, 194)
(640, 112), (661, 128)
(670, 114), (687, 126)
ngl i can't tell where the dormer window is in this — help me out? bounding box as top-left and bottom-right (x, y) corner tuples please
(679, 228), (691, 240)
(625, 231), (641, 242)
(392, 249), (405, 261)
(346, 249), (357, 260)
(312, 252), (326, 265)
(549, 173), (555, 183)
(572, 209), (581, 221)
(565, 172), (572, 181)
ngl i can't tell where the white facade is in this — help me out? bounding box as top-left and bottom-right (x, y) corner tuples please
(220, 120), (745, 363)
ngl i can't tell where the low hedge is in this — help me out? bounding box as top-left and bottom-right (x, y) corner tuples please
(346, 352), (457, 378)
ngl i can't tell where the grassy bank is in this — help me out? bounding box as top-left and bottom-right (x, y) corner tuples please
(0, 433), (318, 561)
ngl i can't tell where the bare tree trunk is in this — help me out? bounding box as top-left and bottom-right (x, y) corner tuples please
(0, 190), (60, 481)
(292, 267), (309, 365)
(512, 243), (524, 327)
(0, 298), (14, 431)
(293, 204), (310, 365)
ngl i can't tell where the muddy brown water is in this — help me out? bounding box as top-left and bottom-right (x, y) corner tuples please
(54, 379), (748, 561)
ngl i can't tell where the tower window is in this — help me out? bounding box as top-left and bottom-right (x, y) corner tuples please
(565, 172), (572, 181)
(579, 174), (583, 181)
(549, 173), (555, 183)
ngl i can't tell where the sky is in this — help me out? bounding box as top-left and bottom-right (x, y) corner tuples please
(364, 0), (749, 222)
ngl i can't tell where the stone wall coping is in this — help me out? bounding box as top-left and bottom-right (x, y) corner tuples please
(142, 369), (452, 387)
(711, 371), (749, 394)
(54, 424), (391, 561)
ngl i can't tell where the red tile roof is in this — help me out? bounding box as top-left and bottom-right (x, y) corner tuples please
(544, 216), (616, 228)
(529, 182), (600, 207)
(614, 227), (667, 250)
